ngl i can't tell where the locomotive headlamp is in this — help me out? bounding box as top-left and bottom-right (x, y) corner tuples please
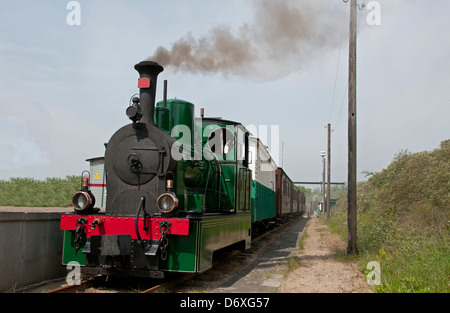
(157, 192), (178, 214)
(72, 175), (96, 212)
(157, 171), (177, 213)
(72, 191), (95, 211)
(126, 97), (142, 123)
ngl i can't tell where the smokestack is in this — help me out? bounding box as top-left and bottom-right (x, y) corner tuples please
(134, 61), (164, 125)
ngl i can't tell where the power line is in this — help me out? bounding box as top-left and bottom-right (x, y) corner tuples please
(328, 1), (349, 125)
(332, 83), (347, 132)
(331, 0), (365, 133)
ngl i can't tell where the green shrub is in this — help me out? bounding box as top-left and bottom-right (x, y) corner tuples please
(327, 140), (449, 293)
(0, 175), (80, 207)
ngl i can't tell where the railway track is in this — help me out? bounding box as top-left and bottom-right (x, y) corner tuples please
(45, 274), (193, 294)
(46, 276), (99, 293)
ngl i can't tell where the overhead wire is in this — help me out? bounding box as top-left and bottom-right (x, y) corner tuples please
(327, 1), (349, 126)
(331, 0), (366, 132)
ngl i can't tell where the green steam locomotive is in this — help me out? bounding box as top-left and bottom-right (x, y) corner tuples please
(60, 61), (304, 278)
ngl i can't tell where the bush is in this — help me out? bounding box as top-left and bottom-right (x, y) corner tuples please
(327, 140), (449, 293)
(0, 175), (80, 207)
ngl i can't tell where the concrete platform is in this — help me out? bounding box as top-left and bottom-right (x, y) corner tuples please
(0, 206), (74, 213)
(0, 207), (72, 292)
(212, 217), (310, 293)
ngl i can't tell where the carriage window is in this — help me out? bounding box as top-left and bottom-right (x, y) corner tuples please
(283, 177), (290, 197)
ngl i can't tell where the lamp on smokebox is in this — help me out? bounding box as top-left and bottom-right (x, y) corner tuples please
(126, 96), (142, 123)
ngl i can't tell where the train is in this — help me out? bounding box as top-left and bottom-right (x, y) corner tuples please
(60, 60), (305, 278)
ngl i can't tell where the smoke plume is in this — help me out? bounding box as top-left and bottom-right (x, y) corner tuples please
(148, 0), (340, 80)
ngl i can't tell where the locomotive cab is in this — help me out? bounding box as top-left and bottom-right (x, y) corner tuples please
(197, 117), (252, 214)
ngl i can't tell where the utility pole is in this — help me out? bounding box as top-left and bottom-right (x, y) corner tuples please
(320, 151), (326, 214)
(347, 0), (358, 254)
(327, 123), (331, 219)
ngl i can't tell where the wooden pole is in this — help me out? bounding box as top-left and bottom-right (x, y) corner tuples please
(347, 0), (358, 254)
(327, 123), (331, 219)
(322, 155), (325, 214)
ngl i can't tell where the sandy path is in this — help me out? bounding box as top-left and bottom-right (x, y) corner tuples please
(279, 216), (373, 293)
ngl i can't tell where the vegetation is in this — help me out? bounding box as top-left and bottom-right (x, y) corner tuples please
(326, 140), (449, 293)
(0, 176), (80, 207)
(297, 184), (347, 206)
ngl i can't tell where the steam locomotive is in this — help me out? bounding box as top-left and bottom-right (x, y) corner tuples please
(60, 61), (305, 278)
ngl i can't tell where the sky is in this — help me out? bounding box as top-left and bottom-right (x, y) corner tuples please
(0, 0), (449, 187)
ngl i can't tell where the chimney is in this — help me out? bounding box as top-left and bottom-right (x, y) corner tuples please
(134, 61), (164, 125)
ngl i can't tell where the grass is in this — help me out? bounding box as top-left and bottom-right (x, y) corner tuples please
(280, 225), (309, 278)
(326, 140), (449, 293)
(0, 176), (80, 207)
(358, 230), (449, 293)
(298, 228), (308, 251)
(283, 257), (301, 278)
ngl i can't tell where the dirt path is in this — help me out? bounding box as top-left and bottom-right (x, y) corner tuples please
(279, 215), (373, 293)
